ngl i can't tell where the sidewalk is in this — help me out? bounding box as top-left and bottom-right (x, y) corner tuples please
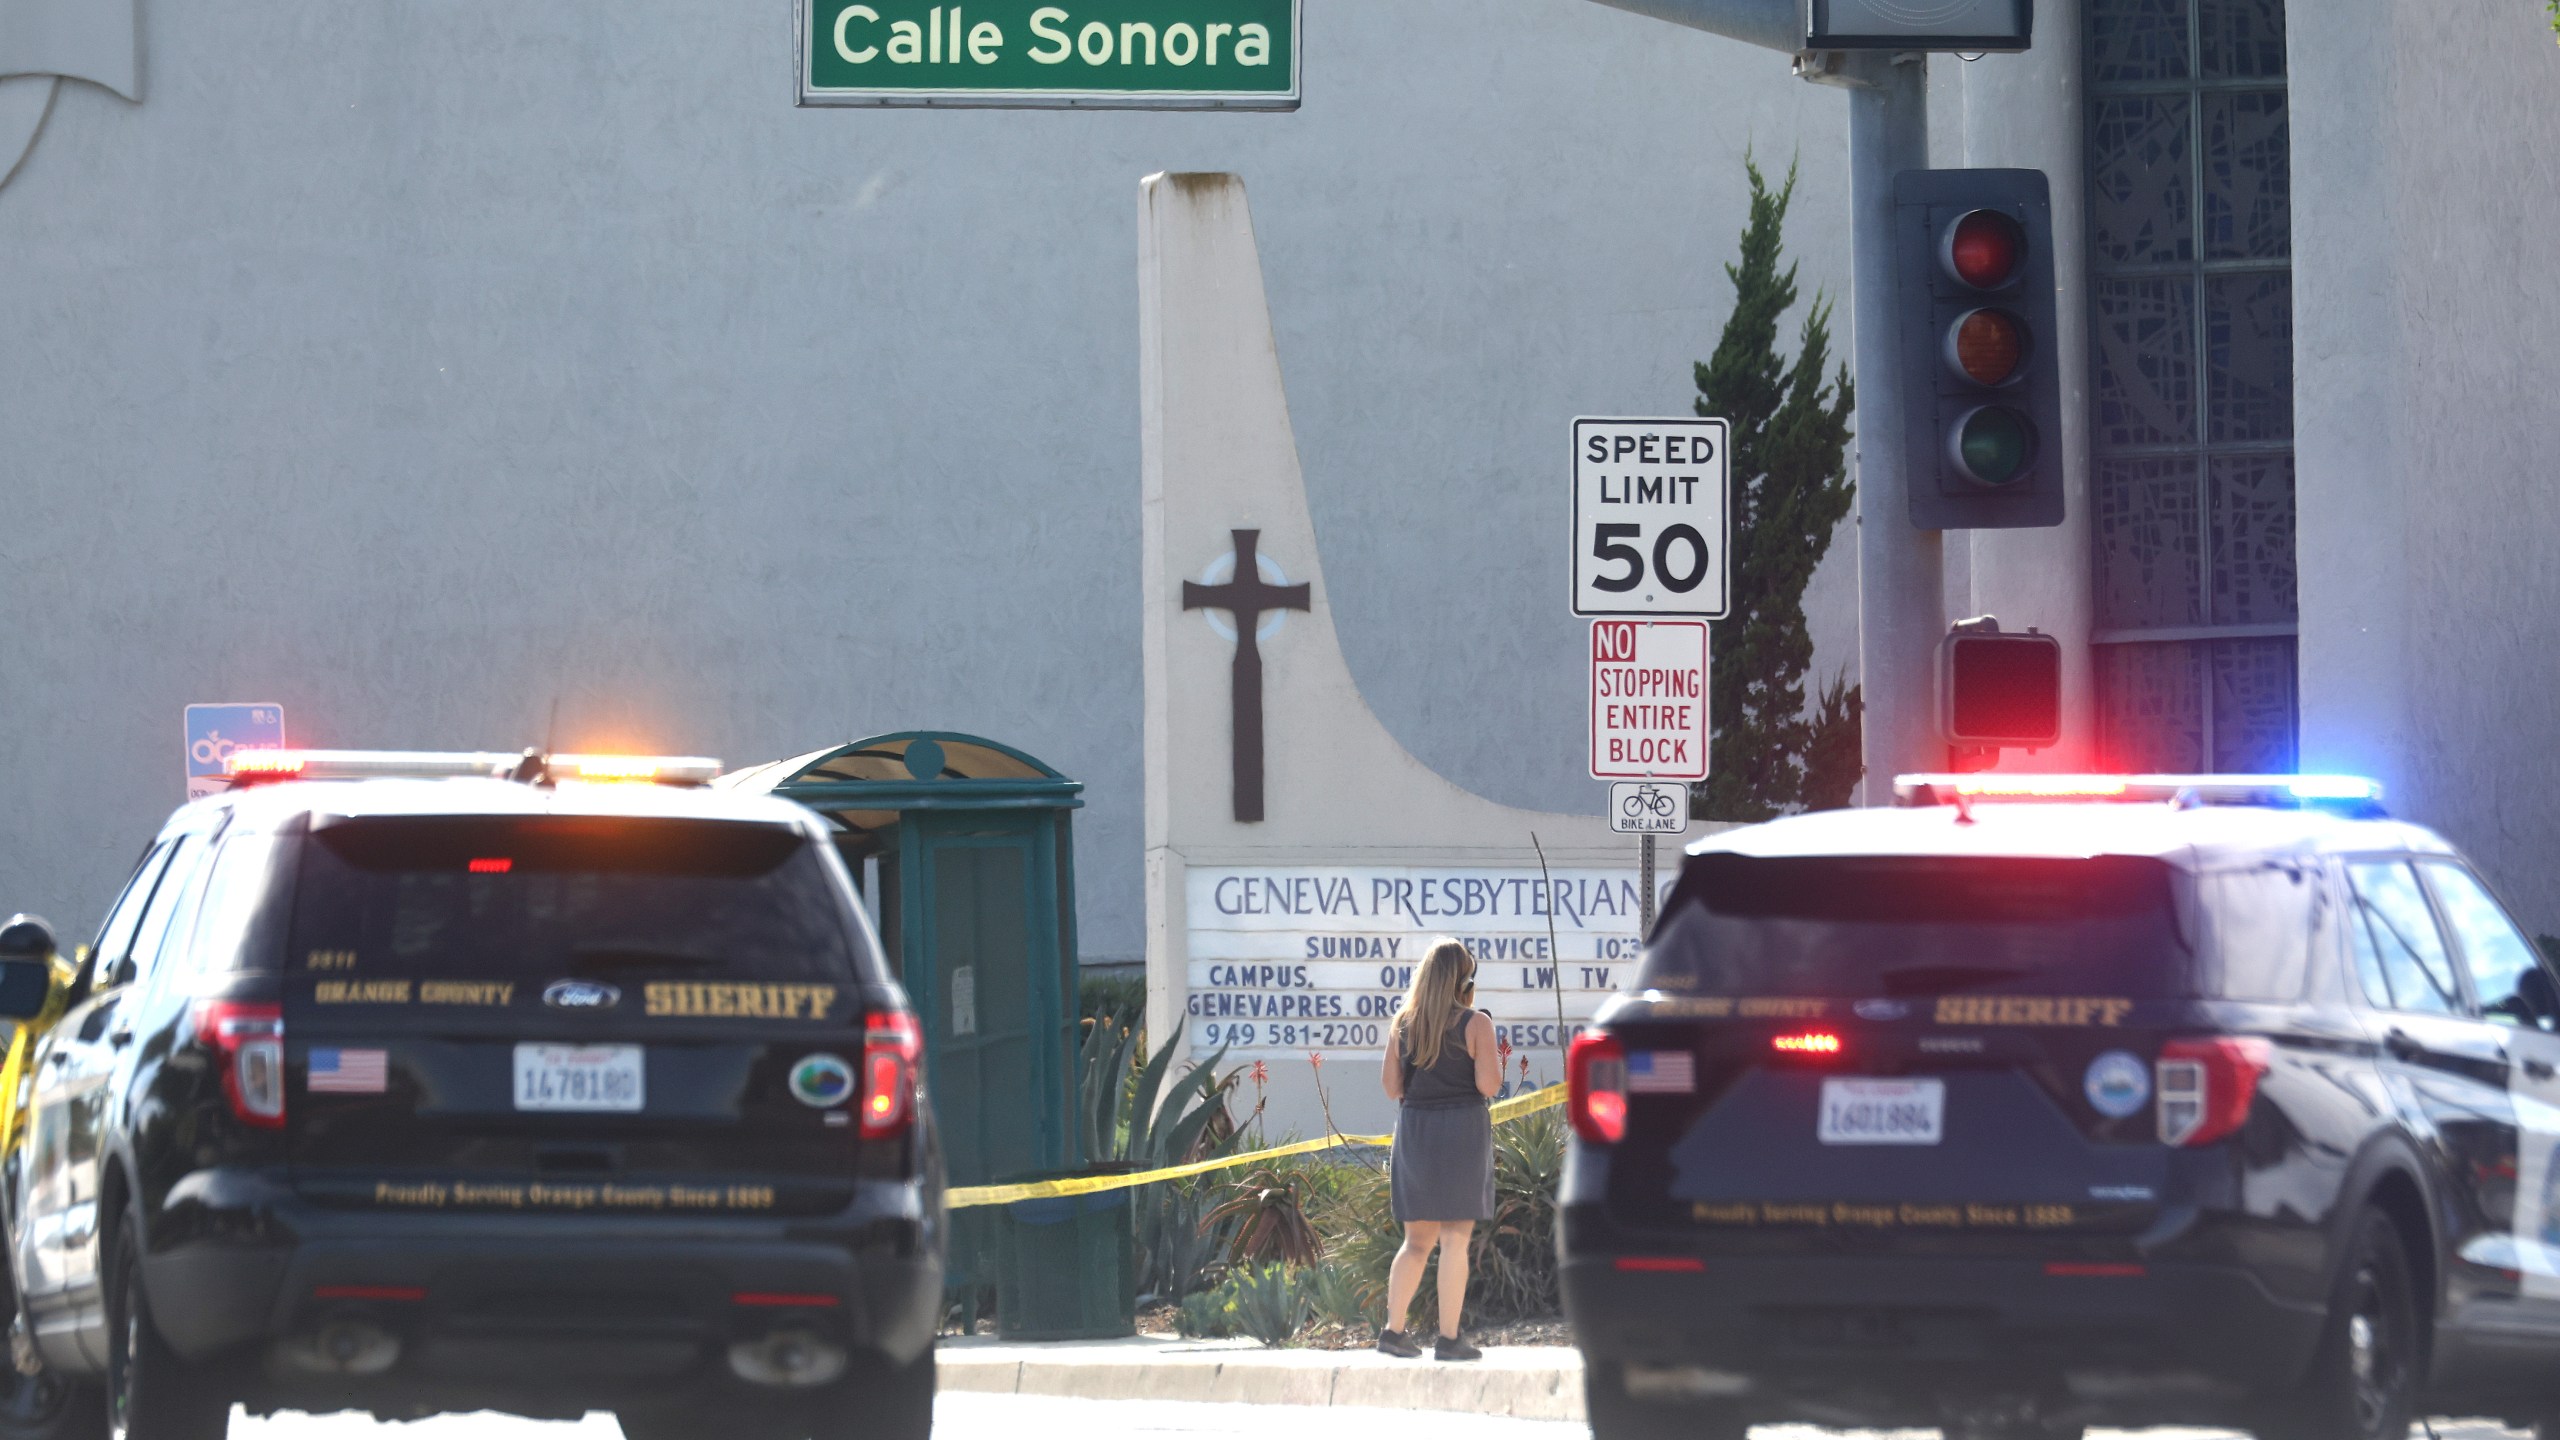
(938, 1333), (1586, 1420)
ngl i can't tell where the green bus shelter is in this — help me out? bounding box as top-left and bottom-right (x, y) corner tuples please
(720, 733), (1085, 1188)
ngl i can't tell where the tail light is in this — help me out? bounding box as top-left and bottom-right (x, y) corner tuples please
(2156, 1036), (2272, 1146)
(189, 1000), (285, 1129)
(1772, 1031), (1844, 1057)
(1567, 1031), (1628, 1145)
(860, 1010), (922, 1141)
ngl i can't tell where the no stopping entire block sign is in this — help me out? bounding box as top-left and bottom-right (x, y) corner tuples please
(1590, 620), (1709, 782)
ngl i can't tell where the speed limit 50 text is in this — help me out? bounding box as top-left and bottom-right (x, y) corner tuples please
(1572, 417), (1730, 619)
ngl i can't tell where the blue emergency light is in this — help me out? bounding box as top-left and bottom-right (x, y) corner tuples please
(1893, 773), (2386, 818)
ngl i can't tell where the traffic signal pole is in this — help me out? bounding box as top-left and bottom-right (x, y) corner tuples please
(1582, 2), (1948, 803)
(1845, 52), (1948, 799)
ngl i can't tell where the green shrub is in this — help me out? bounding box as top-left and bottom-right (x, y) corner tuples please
(1301, 1116), (1565, 1332)
(1141, 1180), (1223, 1304)
(1224, 1263), (1310, 1347)
(1304, 1258), (1375, 1331)
(1471, 1111), (1566, 1321)
(1079, 972), (1146, 1032)
(1176, 1288), (1236, 1339)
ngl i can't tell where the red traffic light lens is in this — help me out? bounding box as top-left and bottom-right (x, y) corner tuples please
(1944, 211), (2027, 290)
(1950, 406), (2037, 487)
(1948, 308), (2027, 386)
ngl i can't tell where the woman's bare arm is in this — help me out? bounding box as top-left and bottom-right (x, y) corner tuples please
(1470, 1011), (1500, 1098)
(1381, 1022), (1405, 1101)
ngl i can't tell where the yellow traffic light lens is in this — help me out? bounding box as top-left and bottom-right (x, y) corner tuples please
(1950, 308), (2027, 386)
(1952, 406), (2037, 486)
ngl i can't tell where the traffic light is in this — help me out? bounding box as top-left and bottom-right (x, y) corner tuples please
(1894, 170), (2064, 530)
(1938, 619), (2061, 750)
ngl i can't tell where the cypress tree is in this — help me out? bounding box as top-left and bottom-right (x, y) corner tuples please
(1695, 158), (1862, 821)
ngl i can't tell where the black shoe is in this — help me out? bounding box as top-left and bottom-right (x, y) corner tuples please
(1435, 1334), (1482, 1362)
(1375, 1327), (1421, 1358)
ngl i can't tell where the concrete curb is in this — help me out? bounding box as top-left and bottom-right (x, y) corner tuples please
(938, 1338), (1586, 1420)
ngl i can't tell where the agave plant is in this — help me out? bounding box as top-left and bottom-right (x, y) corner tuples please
(1223, 1263), (1310, 1347)
(1202, 1165), (1322, 1268)
(1467, 1110), (1567, 1322)
(1076, 1020), (1243, 1299)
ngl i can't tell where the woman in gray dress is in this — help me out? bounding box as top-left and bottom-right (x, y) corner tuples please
(1375, 939), (1500, 1361)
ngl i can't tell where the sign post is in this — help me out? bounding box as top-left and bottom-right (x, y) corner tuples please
(800, 0), (1301, 109)
(184, 703), (286, 800)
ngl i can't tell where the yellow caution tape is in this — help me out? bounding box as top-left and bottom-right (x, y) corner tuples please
(945, 1084), (1567, 1210)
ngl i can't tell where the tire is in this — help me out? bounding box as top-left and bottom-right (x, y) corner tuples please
(105, 1222), (228, 1440)
(2255, 1209), (2421, 1440)
(1584, 1360), (1748, 1440)
(616, 1410), (798, 1440)
(811, 1348), (934, 1440)
(621, 1352), (933, 1440)
(0, 1255), (101, 1440)
(0, 1367), (102, 1440)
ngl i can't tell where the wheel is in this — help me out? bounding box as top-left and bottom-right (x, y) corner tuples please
(105, 1221), (228, 1440)
(1584, 1360), (1748, 1440)
(2255, 1209), (2420, 1440)
(0, 1258), (102, 1440)
(811, 1348), (934, 1440)
(0, 1366), (102, 1440)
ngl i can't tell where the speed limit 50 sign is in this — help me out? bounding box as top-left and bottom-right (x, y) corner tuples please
(1572, 417), (1730, 619)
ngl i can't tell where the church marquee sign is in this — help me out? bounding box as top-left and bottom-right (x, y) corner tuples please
(1184, 865), (1661, 1067)
(800, 0), (1301, 109)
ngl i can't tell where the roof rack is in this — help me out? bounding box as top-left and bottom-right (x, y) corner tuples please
(224, 749), (723, 790)
(1893, 773), (2386, 818)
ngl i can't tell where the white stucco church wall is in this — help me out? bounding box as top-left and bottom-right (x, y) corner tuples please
(0, 0), (1853, 958)
(1140, 171), (1704, 1138)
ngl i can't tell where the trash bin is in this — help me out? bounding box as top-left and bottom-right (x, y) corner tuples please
(994, 1172), (1137, 1341)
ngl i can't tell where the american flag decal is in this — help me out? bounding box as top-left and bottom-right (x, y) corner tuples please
(1627, 1051), (1695, 1094)
(308, 1047), (388, 1094)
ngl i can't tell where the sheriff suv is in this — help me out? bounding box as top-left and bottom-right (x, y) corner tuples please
(1563, 774), (2560, 1440)
(0, 751), (941, 1440)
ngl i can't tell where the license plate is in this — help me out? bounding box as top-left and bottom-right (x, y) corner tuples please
(1817, 1078), (1944, 1145)
(513, 1044), (644, 1112)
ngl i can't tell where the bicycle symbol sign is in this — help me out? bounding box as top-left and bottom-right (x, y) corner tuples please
(183, 703), (287, 798)
(1609, 781), (1690, 835)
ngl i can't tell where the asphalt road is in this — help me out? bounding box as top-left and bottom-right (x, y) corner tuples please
(222, 1394), (2535, 1440)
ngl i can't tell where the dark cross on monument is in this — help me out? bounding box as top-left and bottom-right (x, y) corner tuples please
(1182, 529), (1312, 823)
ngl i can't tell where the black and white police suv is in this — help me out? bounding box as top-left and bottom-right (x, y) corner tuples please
(0, 750), (941, 1440)
(1562, 774), (2560, 1440)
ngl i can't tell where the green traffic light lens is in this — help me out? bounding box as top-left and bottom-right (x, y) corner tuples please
(1952, 406), (2036, 486)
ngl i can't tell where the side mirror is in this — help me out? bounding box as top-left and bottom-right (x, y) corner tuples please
(0, 961), (46, 1021)
(0, 915), (57, 1021)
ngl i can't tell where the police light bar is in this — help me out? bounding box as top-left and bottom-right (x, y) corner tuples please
(224, 750), (723, 788)
(551, 754), (724, 785)
(1892, 774), (2386, 815)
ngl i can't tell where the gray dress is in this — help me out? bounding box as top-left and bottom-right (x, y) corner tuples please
(1389, 1007), (1496, 1223)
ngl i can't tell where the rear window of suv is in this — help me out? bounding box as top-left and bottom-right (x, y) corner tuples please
(1639, 854), (2195, 999)
(292, 816), (870, 984)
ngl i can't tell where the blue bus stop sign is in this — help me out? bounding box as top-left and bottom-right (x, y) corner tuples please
(184, 703), (287, 798)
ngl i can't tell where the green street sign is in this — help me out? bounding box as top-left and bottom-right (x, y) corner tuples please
(800, 1), (1300, 109)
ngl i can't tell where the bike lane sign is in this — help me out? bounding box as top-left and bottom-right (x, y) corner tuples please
(1610, 781), (1691, 835)
(185, 704), (287, 799)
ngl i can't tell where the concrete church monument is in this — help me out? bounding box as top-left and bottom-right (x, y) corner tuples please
(1139, 171), (1709, 1138)
(0, 0), (139, 191)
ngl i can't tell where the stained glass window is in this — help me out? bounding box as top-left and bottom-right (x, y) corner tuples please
(2087, 0), (2295, 771)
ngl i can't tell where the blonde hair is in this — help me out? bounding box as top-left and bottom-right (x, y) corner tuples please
(1393, 939), (1476, 1071)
